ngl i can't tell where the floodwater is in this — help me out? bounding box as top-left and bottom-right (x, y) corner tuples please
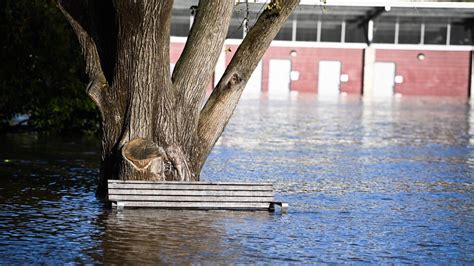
(1, 95), (473, 264)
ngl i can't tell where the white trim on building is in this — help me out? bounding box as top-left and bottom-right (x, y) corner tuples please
(300, 0), (474, 9)
(371, 43), (473, 51)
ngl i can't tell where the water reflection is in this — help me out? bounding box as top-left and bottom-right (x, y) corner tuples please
(1, 96), (473, 263)
(101, 210), (273, 264)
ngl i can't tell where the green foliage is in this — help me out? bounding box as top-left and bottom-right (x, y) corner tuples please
(0, 0), (100, 134)
(265, 0), (282, 11)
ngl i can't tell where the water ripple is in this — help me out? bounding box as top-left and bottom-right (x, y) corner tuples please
(1, 96), (473, 264)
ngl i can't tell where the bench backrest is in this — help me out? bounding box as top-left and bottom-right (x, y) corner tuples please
(108, 180), (275, 210)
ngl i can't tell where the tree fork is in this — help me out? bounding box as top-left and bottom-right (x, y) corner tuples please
(172, 0), (234, 153)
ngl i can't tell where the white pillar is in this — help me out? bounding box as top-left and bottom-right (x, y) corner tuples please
(446, 22), (451, 45)
(292, 16), (297, 42)
(420, 23), (425, 45)
(368, 20), (374, 43)
(341, 20), (346, 43)
(363, 46), (376, 99)
(317, 20), (322, 42)
(395, 19), (399, 44)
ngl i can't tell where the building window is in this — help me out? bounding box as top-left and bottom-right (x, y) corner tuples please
(373, 17), (395, 44)
(424, 20), (447, 45)
(321, 19), (342, 42)
(227, 10), (244, 39)
(171, 9), (190, 37)
(296, 14), (318, 42)
(450, 23), (472, 45)
(345, 21), (366, 43)
(398, 17), (421, 44)
(275, 15), (293, 41)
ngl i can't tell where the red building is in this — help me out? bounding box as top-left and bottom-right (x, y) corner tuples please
(170, 1), (474, 99)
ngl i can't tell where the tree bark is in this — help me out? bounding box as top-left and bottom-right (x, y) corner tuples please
(59, 0), (299, 198)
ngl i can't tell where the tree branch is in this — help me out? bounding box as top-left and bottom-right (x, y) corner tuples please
(58, 0), (109, 113)
(171, 0), (234, 141)
(195, 0), (300, 172)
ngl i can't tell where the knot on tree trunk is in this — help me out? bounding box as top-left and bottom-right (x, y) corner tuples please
(121, 138), (166, 181)
(122, 138), (165, 169)
(230, 73), (242, 85)
(225, 73), (243, 90)
(120, 138), (193, 181)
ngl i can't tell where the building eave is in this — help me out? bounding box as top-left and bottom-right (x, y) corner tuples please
(299, 0), (474, 9)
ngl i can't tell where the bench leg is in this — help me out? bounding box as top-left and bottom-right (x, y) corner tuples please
(269, 202), (288, 214)
(113, 202), (124, 212)
(269, 203), (276, 212)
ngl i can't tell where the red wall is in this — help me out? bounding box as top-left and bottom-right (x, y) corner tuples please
(376, 49), (471, 97)
(225, 45), (364, 94)
(172, 41), (471, 98)
(170, 42), (185, 64)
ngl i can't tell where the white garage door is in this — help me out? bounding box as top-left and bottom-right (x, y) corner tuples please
(268, 59), (291, 99)
(373, 62), (396, 98)
(318, 60), (341, 97)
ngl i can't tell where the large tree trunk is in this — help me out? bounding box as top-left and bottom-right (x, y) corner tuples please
(58, 0), (299, 198)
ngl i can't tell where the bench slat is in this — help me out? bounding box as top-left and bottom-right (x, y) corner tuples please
(115, 201), (271, 209)
(109, 195), (274, 202)
(108, 180), (272, 186)
(109, 189), (274, 197)
(107, 180), (287, 212)
(108, 183), (272, 191)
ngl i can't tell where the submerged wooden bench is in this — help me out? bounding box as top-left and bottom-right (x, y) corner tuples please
(108, 180), (288, 213)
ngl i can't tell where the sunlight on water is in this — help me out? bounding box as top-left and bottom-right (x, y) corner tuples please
(0, 96), (473, 264)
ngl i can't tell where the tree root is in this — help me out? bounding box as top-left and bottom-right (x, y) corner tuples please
(165, 146), (192, 181)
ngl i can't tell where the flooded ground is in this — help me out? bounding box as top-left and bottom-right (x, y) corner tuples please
(0, 95), (473, 264)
